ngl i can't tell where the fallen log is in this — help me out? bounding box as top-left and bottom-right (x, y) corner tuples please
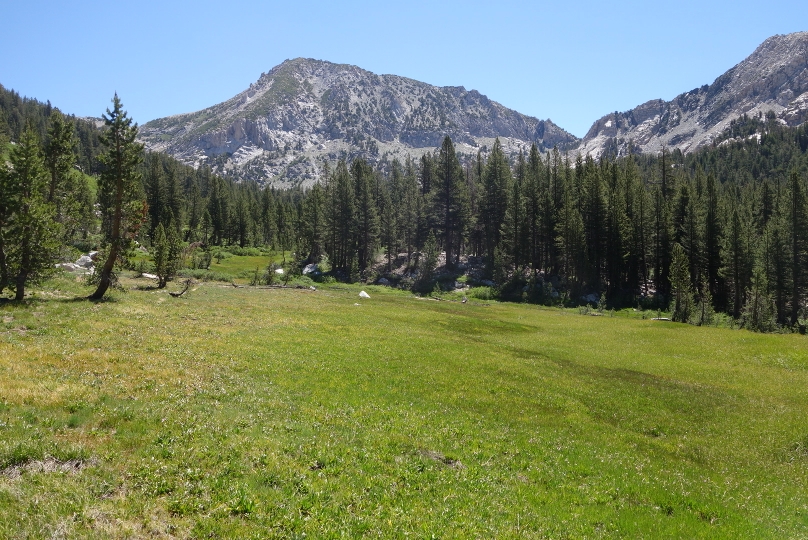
(169, 279), (192, 297)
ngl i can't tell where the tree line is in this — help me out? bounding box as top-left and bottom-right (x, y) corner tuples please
(1, 90), (807, 331)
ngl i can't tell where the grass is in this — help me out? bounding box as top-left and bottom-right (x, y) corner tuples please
(0, 272), (806, 538)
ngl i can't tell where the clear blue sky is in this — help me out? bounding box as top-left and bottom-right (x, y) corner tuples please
(3, 0), (807, 138)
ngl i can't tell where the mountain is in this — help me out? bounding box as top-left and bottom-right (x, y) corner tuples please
(578, 31), (808, 157)
(139, 59), (577, 187)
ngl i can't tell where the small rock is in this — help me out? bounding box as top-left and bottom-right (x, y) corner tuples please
(377, 277), (390, 286)
(275, 268), (284, 274)
(359, 291), (370, 299)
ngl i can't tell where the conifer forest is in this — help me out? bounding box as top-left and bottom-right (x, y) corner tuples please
(2, 84), (808, 332)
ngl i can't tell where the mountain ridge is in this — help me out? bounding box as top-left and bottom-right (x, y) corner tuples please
(577, 31), (808, 157)
(139, 58), (576, 187)
(139, 32), (808, 185)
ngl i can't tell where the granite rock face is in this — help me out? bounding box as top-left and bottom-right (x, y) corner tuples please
(139, 58), (577, 187)
(577, 32), (808, 157)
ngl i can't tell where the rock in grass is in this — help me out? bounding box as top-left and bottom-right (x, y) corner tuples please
(359, 291), (370, 299)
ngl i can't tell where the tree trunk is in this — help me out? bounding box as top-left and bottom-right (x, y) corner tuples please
(15, 271), (27, 301)
(0, 234), (8, 296)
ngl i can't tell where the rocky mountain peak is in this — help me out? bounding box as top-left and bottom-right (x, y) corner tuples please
(577, 31), (808, 157)
(139, 59), (577, 187)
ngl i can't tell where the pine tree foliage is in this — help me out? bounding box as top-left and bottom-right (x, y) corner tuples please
(1, 127), (62, 300)
(91, 94), (146, 300)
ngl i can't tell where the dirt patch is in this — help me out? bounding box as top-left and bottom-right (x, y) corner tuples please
(2, 457), (89, 479)
(420, 449), (464, 469)
(1, 326), (27, 336)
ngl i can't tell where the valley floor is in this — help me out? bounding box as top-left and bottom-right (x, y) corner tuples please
(0, 273), (806, 538)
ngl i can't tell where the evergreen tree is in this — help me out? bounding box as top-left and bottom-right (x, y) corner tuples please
(501, 150), (527, 274)
(377, 175), (397, 272)
(482, 138), (511, 272)
(557, 184), (586, 297)
(302, 180), (326, 263)
(186, 179), (202, 242)
(670, 243), (694, 323)
(703, 173), (723, 310)
(3, 127), (62, 300)
(582, 155), (605, 290)
(351, 158), (379, 275)
(434, 136), (469, 270)
(91, 94), (146, 300)
(207, 175), (229, 245)
(721, 193), (753, 318)
(44, 109), (76, 204)
(525, 144), (542, 276)
(787, 170), (807, 325)
(399, 156), (420, 261)
(741, 266), (778, 332)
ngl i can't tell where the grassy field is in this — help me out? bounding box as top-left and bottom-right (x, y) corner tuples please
(0, 271), (806, 538)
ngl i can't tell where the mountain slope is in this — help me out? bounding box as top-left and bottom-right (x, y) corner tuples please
(140, 59), (577, 187)
(578, 31), (808, 157)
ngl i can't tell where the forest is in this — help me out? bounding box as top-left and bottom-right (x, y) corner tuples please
(2, 83), (808, 332)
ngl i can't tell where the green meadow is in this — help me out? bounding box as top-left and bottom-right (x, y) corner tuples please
(0, 271), (807, 538)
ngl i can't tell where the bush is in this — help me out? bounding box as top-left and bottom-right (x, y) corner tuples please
(467, 286), (494, 301)
(176, 269), (232, 282)
(227, 246), (263, 257)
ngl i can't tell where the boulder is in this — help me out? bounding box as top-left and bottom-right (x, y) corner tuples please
(303, 263), (318, 275)
(359, 291), (370, 299)
(377, 277), (390, 286)
(75, 255), (94, 268)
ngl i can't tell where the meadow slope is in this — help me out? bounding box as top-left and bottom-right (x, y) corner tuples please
(0, 274), (806, 538)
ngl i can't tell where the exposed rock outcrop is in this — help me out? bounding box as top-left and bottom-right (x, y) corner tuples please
(577, 32), (808, 157)
(139, 59), (577, 187)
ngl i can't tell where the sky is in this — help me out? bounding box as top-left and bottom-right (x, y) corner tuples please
(3, 0), (807, 138)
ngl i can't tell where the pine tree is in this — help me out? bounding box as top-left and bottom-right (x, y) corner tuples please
(582, 155), (605, 290)
(434, 136), (469, 270)
(670, 243), (694, 323)
(327, 159), (355, 272)
(351, 158), (379, 275)
(501, 150), (527, 275)
(741, 266), (777, 332)
(3, 127), (62, 300)
(482, 138), (511, 273)
(302, 180), (325, 263)
(703, 173), (723, 310)
(721, 193), (753, 319)
(399, 156), (420, 262)
(207, 175), (229, 246)
(525, 144), (542, 276)
(44, 109), (76, 204)
(787, 170), (807, 325)
(90, 94), (146, 300)
(152, 223), (170, 288)
(186, 179), (202, 242)
(377, 175), (397, 272)
(557, 185), (586, 297)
